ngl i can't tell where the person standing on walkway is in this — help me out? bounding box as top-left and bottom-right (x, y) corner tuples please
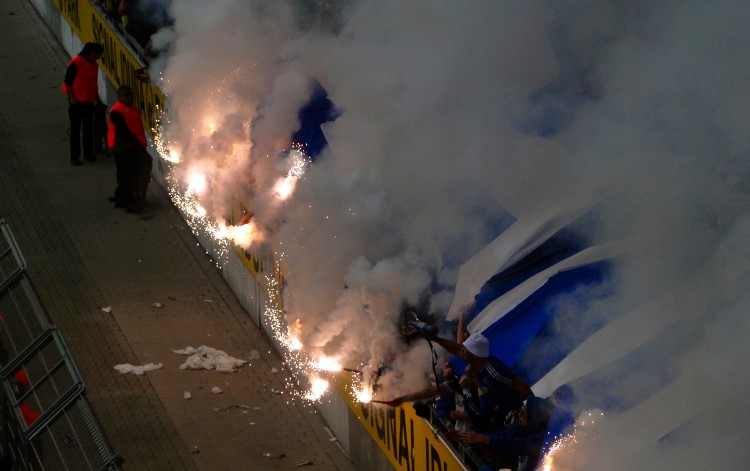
(108, 85), (147, 213)
(62, 42), (104, 166)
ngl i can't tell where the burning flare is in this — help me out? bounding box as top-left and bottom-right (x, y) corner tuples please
(355, 387), (373, 404)
(305, 377), (330, 401)
(273, 149), (309, 201)
(188, 172), (207, 194)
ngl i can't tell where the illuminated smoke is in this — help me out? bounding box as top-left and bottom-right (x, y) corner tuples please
(152, 1), (750, 467)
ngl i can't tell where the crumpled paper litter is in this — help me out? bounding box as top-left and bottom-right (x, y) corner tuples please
(172, 345), (247, 373)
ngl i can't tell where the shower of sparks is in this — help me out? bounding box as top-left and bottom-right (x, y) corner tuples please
(153, 112), (181, 163)
(336, 365), (375, 404)
(163, 148), (181, 163)
(165, 170), (231, 262)
(354, 386), (373, 404)
(288, 336), (303, 351)
(260, 268), (351, 402)
(541, 409), (603, 471)
(154, 114), (345, 402)
(274, 148), (311, 201)
(542, 434), (572, 471)
(160, 162), (260, 257)
(305, 377), (330, 401)
(283, 318), (305, 351)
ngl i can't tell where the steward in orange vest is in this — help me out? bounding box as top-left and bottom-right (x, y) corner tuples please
(62, 42), (104, 165)
(108, 85), (148, 213)
(107, 99), (147, 150)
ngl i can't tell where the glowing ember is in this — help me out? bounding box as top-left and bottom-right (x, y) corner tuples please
(188, 172), (207, 194)
(194, 203), (207, 217)
(355, 387), (373, 404)
(305, 377), (330, 401)
(152, 116), (181, 163)
(224, 222), (256, 248)
(273, 149), (310, 201)
(542, 435), (570, 471)
(313, 356), (342, 372)
(540, 409), (603, 470)
(288, 336), (303, 351)
(274, 176), (296, 201)
(542, 451), (555, 471)
(165, 149), (181, 163)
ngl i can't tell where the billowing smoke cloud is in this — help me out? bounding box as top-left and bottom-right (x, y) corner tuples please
(154, 0), (750, 467)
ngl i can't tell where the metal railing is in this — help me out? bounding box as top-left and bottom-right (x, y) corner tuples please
(423, 403), (492, 471)
(0, 220), (122, 470)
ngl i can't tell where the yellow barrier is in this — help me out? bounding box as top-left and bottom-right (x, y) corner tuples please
(336, 378), (466, 471)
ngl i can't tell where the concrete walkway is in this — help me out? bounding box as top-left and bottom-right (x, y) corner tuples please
(0, 1), (356, 470)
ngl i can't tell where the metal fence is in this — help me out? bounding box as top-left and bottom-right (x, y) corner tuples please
(0, 220), (122, 470)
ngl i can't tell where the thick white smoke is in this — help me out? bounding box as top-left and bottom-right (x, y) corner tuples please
(154, 0), (750, 468)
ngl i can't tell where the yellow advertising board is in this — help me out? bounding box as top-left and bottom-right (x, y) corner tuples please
(51, 0), (165, 135)
(336, 378), (467, 471)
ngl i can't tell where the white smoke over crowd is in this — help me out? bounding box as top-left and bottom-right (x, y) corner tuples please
(152, 0), (750, 468)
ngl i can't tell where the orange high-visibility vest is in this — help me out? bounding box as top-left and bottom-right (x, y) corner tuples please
(61, 55), (99, 103)
(108, 102), (147, 149)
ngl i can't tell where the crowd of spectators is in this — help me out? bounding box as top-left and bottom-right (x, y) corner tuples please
(94, 0), (173, 58)
(385, 313), (562, 471)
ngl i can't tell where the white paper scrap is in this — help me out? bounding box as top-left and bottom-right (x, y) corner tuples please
(114, 363), (163, 375)
(172, 345), (247, 372)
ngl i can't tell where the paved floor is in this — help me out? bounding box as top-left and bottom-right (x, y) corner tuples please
(0, 1), (357, 470)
